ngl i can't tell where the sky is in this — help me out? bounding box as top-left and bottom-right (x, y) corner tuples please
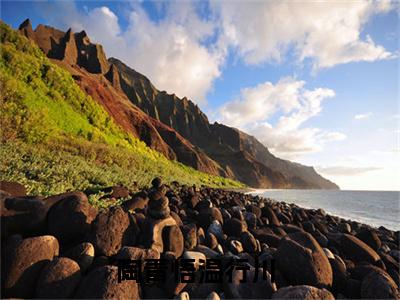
(1, 0), (399, 191)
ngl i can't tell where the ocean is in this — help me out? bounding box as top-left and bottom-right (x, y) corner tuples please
(249, 189), (400, 231)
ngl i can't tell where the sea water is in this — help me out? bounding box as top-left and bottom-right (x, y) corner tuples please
(250, 189), (400, 231)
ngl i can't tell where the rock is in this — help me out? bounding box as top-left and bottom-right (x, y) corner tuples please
(63, 242), (95, 272)
(361, 268), (400, 299)
(224, 267), (276, 298)
(276, 232), (333, 289)
(182, 224), (197, 250)
(240, 231), (259, 253)
(1, 196), (47, 238)
(175, 291), (190, 300)
(262, 206), (280, 226)
(114, 246), (160, 261)
(182, 251), (207, 270)
(89, 256), (108, 271)
(228, 240), (243, 255)
(356, 228), (382, 251)
(163, 225), (184, 257)
(330, 256), (348, 295)
(341, 233), (380, 264)
(100, 185), (130, 199)
(272, 285), (335, 299)
(339, 222), (352, 234)
(121, 191), (148, 211)
(148, 193), (170, 219)
(151, 177), (162, 188)
(205, 232), (219, 249)
(206, 291), (220, 300)
(47, 192), (97, 243)
(35, 257), (81, 298)
(0, 181), (26, 197)
(74, 265), (140, 299)
(345, 278), (361, 299)
(197, 207), (224, 229)
(194, 245), (219, 259)
(88, 206), (132, 256)
(171, 210), (184, 227)
(4, 235), (59, 298)
(207, 220), (224, 241)
(323, 248), (335, 259)
(141, 216), (177, 253)
(223, 218), (247, 237)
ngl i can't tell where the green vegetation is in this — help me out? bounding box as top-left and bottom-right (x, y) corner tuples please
(0, 22), (244, 195)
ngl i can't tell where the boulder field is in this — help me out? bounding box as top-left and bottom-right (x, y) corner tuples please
(1, 179), (399, 299)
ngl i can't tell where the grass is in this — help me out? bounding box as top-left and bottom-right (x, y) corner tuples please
(0, 21), (245, 196)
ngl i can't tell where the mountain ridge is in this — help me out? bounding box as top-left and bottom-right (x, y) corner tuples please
(17, 18), (339, 189)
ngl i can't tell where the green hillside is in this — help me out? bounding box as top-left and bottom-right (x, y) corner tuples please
(0, 22), (244, 196)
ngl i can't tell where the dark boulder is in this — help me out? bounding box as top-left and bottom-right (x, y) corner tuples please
(361, 268), (400, 299)
(35, 257), (81, 298)
(62, 242), (95, 273)
(162, 224), (184, 257)
(272, 285), (335, 299)
(47, 192), (97, 243)
(356, 228), (381, 251)
(74, 265), (140, 299)
(341, 234), (380, 264)
(88, 206), (133, 256)
(4, 235), (59, 298)
(276, 232), (333, 288)
(223, 218), (247, 238)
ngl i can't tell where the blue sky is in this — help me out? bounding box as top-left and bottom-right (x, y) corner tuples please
(1, 1), (399, 190)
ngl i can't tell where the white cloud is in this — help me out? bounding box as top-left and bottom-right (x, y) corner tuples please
(36, 1), (396, 105)
(211, 1), (395, 70)
(218, 77), (346, 159)
(317, 165), (382, 176)
(39, 2), (222, 104)
(354, 112), (373, 120)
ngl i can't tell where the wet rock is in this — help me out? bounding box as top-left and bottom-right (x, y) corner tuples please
(0, 181), (26, 197)
(356, 228), (382, 251)
(4, 235), (59, 298)
(63, 242), (95, 273)
(74, 265), (140, 299)
(163, 225), (184, 257)
(276, 232), (333, 288)
(35, 257), (81, 298)
(206, 291), (220, 300)
(47, 192), (97, 243)
(223, 218), (247, 238)
(88, 206), (132, 256)
(339, 222), (352, 234)
(330, 256), (348, 295)
(341, 233), (380, 264)
(272, 285), (335, 299)
(361, 268), (400, 299)
(224, 267), (276, 298)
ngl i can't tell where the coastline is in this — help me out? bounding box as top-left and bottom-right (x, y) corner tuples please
(2, 180), (399, 299)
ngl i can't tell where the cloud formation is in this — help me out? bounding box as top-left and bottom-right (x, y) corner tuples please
(316, 166), (382, 176)
(218, 77), (346, 159)
(212, 0), (394, 70)
(354, 112), (373, 120)
(37, 0), (395, 104)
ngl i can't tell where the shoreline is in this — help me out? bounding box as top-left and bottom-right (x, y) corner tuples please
(2, 180), (399, 299)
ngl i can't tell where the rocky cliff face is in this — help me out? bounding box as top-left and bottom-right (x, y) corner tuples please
(18, 19), (338, 189)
